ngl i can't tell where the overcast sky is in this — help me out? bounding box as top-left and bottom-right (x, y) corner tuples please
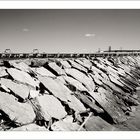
(0, 9), (140, 53)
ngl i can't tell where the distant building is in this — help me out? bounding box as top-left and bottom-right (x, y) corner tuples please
(104, 49), (140, 53)
(108, 46), (111, 52)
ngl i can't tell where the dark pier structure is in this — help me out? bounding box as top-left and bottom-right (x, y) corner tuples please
(1, 49), (140, 60)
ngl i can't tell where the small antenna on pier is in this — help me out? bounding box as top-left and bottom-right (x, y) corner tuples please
(120, 47), (122, 52)
(98, 48), (101, 53)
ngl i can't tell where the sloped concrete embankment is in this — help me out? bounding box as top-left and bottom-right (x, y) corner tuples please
(0, 56), (140, 131)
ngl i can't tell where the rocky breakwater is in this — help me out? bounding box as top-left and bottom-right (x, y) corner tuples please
(0, 55), (140, 131)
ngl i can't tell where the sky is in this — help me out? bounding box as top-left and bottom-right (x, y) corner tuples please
(0, 9), (140, 53)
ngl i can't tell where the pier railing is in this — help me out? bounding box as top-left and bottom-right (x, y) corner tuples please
(0, 52), (140, 59)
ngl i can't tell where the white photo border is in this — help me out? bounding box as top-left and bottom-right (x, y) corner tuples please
(0, 1), (140, 139)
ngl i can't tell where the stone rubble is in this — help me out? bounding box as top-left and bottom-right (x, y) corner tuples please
(0, 91), (36, 126)
(1, 78), (32, 101)
(0, 56), (140, 130)
(31, 94), (67, 121)
(11, 123), (47, 131)
(35, 67), (56, 77)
